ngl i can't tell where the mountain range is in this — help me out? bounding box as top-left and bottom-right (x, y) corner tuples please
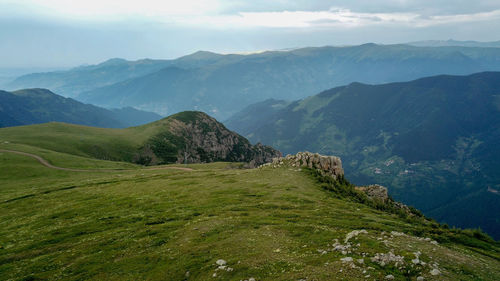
(225, 71), (500, 239)
(4, 59), (171, 98)
(6, 43), (500, 119)
(3, 52), (237, 99)
(4, 43), (500, 240)
(0, 88), (161, 128)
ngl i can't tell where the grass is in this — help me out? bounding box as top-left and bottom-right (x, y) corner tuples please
(0, 111), (264, 166)
(0, 113), (188, 163)
(0, 122), (146, 161)
(1, 146), (500, 280)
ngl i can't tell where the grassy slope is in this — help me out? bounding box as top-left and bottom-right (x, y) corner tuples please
(0, 117), (175, 163)
(0, 111), (277, 166)
(0, 146), (499, 280)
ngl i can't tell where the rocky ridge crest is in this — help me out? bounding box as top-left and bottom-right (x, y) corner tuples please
(267, 151), (344, 179)
(136, 111), (281, 166)
(355, 185), (389, 203)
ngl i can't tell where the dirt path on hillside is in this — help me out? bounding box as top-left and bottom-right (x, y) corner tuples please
(0, 149), (193, 172)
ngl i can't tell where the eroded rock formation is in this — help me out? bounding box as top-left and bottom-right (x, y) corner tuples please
(135, 111), (281, 166)
(355, 185), (389, 203)
(271, 151), (344, 179)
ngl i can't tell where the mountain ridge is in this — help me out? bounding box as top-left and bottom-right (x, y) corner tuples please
(5, 59), (173, 98)
(6, 43), (500, 119)
(0, 88), (162, 128)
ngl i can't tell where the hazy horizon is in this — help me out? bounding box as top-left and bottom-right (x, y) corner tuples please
(2, 0), (500, 68)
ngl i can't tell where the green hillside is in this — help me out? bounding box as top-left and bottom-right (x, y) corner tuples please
(0, 111), (280, 166)
(0, 142), (499, 280)
(225, 72), (500, 240)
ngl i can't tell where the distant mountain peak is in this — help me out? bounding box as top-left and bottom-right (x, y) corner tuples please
(180, 50), (223, 60)
(359, 42), (378, 47)
(11, 88), (56, 97)
(98, 58), (129, 66)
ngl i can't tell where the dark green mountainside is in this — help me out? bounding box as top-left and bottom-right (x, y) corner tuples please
(225, 72), (500, 239)
(109, 107), (163, 128)
(0, 88), (161, 128)
(0, 111), (281, 167)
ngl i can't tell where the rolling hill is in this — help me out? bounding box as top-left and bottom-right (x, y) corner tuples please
(0, 111), (280, 166)
(0, 88), (162, 128)
(1, 137), (499, 280)
(225, 71), (500, 239)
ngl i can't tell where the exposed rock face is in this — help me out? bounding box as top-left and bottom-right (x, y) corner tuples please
(355, 185), (389, 203)
(393, 201), (412, 214)
(136, 111), (281, 166)
(272, 151), (343, 179)
(355, 185), (415, 214)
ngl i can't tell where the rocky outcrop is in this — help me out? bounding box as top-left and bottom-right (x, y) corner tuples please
(355, 185), (415, 214)
(355, 185), (389, 203)
(271, 151), (343, 179)
(136, 111), (281, 166)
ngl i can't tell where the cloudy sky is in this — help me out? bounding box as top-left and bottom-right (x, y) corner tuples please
(1, 0), (500, 68)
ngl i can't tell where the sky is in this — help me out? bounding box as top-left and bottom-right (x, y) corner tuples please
(1, 0), (500, 68)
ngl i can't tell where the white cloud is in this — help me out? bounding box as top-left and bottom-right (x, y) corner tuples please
(168, 8), (500, 29)
(2, 0), (500, 67)
(416, 9), (500, 27)
(3, 0), (499, 29)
